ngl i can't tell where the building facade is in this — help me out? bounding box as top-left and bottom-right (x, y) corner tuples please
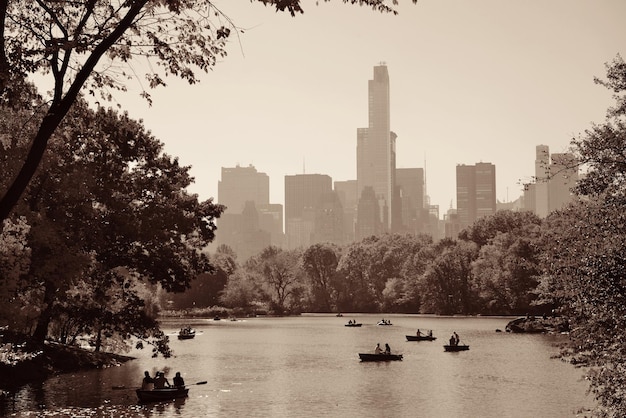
(456, 162), (496, 229)
(523, 145), (578, 216)
(284, 174), (333, 249)
(356, 64), (396, 233)
(216, 164), (282, 261)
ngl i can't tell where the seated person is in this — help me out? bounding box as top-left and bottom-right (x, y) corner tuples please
(141, 371), (154, 390)
(173, 372), (185, 388)
(154, 371), (171, 389)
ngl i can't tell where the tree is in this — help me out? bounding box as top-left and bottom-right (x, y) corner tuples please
(471, 227), (542, 315)
(458, 210), (543, 248)
(0, 0), (403, 223)
(420, 239), (478, 315)
(245, 246), (303, 315)
(2, 99), (222, 355)
(540, 55), (626, 416)
(301, 243), (340, 312)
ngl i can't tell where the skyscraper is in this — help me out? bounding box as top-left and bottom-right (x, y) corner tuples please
(284, 174), (333, 249)
(218, 164), (269, 214)
(395, 167), (425, 234)
(216, 164), (282, 260)
(357, 64), (396, 233)
(456, 162), (496, 229)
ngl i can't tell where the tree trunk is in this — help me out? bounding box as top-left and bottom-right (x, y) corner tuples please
(29, 279), (57, 347)
(0, 111), (61, 222)
(31, 306), (52, 347)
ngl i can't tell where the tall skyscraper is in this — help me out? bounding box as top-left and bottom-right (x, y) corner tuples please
(456, 162), (496, 229)
(284, 174), (333, 249)
(357, 64), (396, 233)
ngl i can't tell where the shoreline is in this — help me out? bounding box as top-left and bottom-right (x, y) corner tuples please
(0, 341), (134, 390)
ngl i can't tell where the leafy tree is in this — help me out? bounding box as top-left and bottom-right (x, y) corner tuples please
(0, 0), (403, 223)
(219, 270), (262, 311)
(336, 239), (381, 312)
(458, 210), (543, 248)
(301, 243), (340, 312)
(420, 239), (478, 315)
(471, 226), (543, 315)
(1, 99), (222, 355)
(0, 217), (31, 327)
(540, 55), (626, 417)
(245, 246), (303, 315)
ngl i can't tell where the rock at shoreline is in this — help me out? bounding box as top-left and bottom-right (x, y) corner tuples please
(0, 341), (134, 390)
(505, 316), (570, 334)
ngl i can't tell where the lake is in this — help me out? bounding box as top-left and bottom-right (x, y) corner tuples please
(1, 315), (595, 417)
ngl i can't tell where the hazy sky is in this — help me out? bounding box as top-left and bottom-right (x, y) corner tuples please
(111, 0), (626, 216)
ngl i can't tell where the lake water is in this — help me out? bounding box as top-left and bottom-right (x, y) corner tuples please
(1, 315), (595, 417)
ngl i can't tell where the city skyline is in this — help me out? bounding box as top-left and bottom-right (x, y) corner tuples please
(98, 1), (625, 214)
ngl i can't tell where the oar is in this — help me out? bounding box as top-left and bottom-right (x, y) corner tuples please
(192, 381), (207, 385)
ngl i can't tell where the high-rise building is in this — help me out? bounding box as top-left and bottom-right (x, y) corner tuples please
(395, 168), (425, 234)
(311, 191), (345, 246)
(334, 180), (358, 243)
(356, 186), (382, 240)
(216, 164), (282, 260)
(456, 162), (496, 229)
(549, 152), (578, 212)
(357, 64), (396, 233)
(523, 146), (578, 216)
(284, 174), (333, 249)
(218, 164), (269, 214)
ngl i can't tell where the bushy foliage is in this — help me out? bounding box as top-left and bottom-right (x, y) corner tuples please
(539, 54), (626, 417)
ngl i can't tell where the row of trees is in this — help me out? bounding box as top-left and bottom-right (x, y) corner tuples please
(178, 210), (543, 317)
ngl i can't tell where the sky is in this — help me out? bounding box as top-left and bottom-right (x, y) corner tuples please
(108, 0), (626, 217)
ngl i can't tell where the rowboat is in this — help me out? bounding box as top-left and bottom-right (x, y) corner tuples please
(376, 321), (392, 326)
(406, 335), (436, 341)
(358, 353), (403, 362)
(136, 387), (189, 402)
(177, 327), (195, 340)
(444, 344), (469, 352)
(345, 323), (362, 327)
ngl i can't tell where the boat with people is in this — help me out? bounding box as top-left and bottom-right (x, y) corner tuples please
(444, 344), (470, 352)
(177, 327), (195, 340)
(406, 334), (437, 341)
(345, 320), (362, 327)
(358, 353), (403, 362)
(377, 319), (392, 326)
(136, 387), (189, 402)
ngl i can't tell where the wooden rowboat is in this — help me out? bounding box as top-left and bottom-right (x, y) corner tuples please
(443, 344), (470, 352)
(345, 323), (362, 327)
(358, 353), (403, 362)
(406, 335), (437, 341)
(177, 327), (195, 340)
(136, 387), (189, 402)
